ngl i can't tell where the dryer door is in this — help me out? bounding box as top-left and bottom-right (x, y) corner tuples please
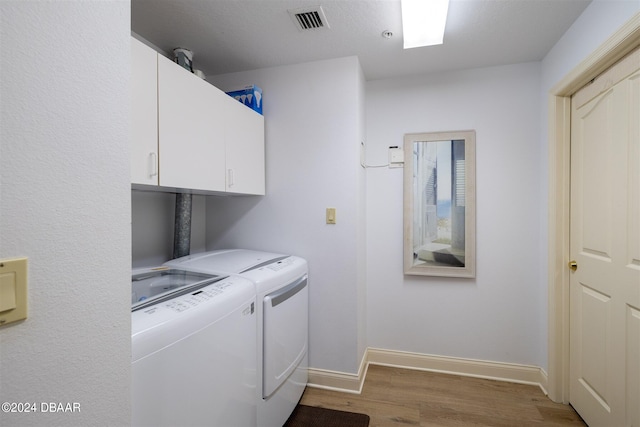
(262, 275), (308, 398)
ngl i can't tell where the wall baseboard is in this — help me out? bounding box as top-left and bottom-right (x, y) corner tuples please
(306, 347), (549, 395)
(307, 350), (369, 394)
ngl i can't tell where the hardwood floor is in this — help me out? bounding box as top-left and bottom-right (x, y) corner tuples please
(298, 365), (587, 426)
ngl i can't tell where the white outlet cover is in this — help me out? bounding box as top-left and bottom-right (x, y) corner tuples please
(389, 147), (404, 167)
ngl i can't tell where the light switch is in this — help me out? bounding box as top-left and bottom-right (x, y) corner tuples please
(0, 257), (28, 327)
(0, 273), (17, 312)
(326, 207), (336, 224)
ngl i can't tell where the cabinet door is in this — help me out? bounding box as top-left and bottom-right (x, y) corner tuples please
(157, 55), (226, 192)
(224, 96), (265, 195)
(131, 38), (159, 186)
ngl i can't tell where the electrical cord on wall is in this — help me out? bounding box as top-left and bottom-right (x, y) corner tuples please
(359, 142), (403, 168)
(361, 162), (389, 168)
(360, 141), (391, 168)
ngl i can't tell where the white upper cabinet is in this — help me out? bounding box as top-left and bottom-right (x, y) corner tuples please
(131, 37), (159, 186)
(157, 54), (226, 192)
(224, 94), (265, 195)
(131, 38), (265, 195)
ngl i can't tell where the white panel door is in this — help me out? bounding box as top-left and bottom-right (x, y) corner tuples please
(570, 47), (640, 427)
(157, 55), (226, 192)
(223, 96), (265, 195)
(131, 38), (158, 186)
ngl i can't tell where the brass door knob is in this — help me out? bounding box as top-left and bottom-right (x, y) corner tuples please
(568, 260), (578, 271)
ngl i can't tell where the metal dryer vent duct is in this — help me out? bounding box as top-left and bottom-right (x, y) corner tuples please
(173, 193), (192, 259)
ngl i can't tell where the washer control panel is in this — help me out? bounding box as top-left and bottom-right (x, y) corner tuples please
(158, 281), (235, 313)
(263, 257), (295, 272)
(138, 279), (238, 315)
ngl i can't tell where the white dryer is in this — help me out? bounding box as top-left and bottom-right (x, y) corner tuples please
(165, 249), (309, 427)
(131, 267), (257, 427)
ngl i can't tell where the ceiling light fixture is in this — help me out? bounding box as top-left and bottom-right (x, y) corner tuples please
(401, 0), (450, 49)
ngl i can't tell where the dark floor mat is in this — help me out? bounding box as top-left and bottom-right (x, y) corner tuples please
(283, 405), (370, 427)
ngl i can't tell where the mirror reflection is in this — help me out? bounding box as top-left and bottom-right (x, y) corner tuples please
(404, 131), (475, 277)
(412, 139), (466, 267)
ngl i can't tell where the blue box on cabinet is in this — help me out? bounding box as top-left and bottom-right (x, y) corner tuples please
(226, 85), (262, 115)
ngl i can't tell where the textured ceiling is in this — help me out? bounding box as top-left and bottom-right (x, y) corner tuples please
(131, 0), (591, 81)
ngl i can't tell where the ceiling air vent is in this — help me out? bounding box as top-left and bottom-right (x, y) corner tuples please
(288, 6), (330, 31)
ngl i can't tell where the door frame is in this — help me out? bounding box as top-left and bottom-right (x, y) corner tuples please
(547, 13), (640, 403)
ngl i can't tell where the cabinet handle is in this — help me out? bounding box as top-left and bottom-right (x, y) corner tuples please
(149, 153), (158, 178)
(227, 169), (234, 187)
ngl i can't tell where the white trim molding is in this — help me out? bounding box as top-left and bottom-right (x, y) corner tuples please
(368, 348), (548, 394)
(546, 12), (640, 404)
(306, 348), (548, 395)
(307, 350), (369, 394)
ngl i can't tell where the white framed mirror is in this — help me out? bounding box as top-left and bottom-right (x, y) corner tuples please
(403, 130), (476, 277)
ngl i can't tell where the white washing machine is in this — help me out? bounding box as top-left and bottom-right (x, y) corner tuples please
(165, 249), (309, 427)
(131, 267), (257, 427)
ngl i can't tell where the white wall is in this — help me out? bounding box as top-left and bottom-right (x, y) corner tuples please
(132, 191), (207, 268)
(541, 0), (639, 91)
(0, 2), (131, 426)
(356, 62), (368, 371)
(365, 62), (545, 367)
(207, 56), (366, 373)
